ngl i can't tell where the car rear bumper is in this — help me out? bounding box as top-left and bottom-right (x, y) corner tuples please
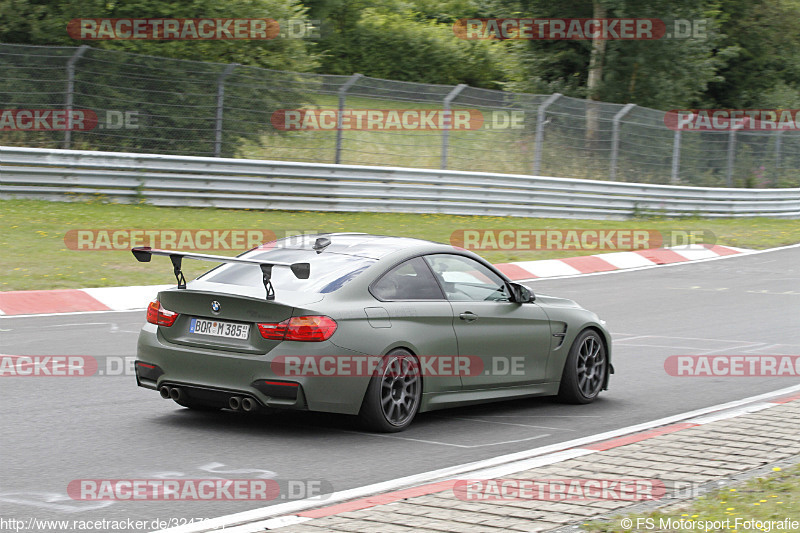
(135, 323), (375, 415)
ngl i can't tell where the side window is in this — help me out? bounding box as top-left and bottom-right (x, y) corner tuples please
(424, 254), (509, 302)
(371, 257), (445, 300)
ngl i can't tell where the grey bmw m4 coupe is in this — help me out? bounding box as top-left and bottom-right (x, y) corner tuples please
(133, 233), (612, 432)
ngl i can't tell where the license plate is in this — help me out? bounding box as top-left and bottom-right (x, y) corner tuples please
(189, 318), (250, 340)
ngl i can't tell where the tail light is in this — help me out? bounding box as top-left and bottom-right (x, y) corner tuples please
(258, 316), (337, 342)
(146, 299), (179, 327)
(257, 321), (288, 340)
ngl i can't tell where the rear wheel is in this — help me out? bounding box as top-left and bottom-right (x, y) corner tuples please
(557, 329), (607, 404)
(359, 349), (421, 432)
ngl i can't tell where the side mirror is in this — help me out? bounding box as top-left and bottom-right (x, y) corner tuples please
(509, 282), (534, 303)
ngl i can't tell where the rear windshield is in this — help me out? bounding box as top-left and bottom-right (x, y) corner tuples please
(198, 248), (376, 294)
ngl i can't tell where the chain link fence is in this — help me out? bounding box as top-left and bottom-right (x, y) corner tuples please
(2, 43), (799, 188)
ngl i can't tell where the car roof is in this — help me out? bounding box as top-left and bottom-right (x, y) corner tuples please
(270, 233), (451, 259)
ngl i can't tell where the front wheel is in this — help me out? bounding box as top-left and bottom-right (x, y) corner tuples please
(557, 329), (607, 404)
(359, 349), (421, 432)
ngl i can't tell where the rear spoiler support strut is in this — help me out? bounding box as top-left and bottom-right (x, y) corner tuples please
(170, 255), (187, 289)
(260, 264), (275, 300)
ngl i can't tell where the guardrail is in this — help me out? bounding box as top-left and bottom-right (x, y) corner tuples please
(2, 146), (800, 219)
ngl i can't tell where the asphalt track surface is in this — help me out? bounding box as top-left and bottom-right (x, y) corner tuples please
(1, 246), (798, 531)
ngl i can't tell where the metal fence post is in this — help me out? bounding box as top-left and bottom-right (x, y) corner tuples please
(609, 103), (635, 180)
(441, 84), (467, 170)
(774, 129), (783, 173)
(63, 45), (90, 150)
(335, 73), (363, 164)
(671, 130), (682, 184)
(533, 93), (561, 175)
(726, 126), (739, 186)
(214, 63), (238, 157)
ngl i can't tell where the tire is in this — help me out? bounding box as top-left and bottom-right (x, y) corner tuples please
(557, 329), (607, 404)
(358, 349), (422, 432)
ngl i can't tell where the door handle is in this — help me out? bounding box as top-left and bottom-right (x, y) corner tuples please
(459, 312), (478, 322)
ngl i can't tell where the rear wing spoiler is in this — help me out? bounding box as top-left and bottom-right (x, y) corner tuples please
(131, 247), (310, 300)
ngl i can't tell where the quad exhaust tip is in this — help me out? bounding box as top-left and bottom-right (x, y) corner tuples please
(159, 387), (256, 411)
(228, 396), (257, 411)
(159, 385), (182, 402)
(241, 397), (256, 412)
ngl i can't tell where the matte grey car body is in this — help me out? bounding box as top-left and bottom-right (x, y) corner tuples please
(134, 233), (613, 431)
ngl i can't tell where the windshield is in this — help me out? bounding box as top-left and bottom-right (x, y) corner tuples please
(198, 248), (376, 294)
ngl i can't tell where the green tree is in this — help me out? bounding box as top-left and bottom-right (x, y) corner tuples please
(304, 0), (510, 87)
(705, 0), (800, 108)
(497, 0), (725, 109)
(0, 0), (318, 72)
(0, 0), (319, 156)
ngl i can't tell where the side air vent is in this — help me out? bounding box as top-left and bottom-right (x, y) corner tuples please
(552, 323), (568, 348)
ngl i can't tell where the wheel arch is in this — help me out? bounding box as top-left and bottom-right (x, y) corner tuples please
(358, 346), (424, 432)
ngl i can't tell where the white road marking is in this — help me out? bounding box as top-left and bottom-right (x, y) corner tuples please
(48, 322), (112, 328)
(341, 431), (551, 449)
(595, 251), (655, 269)
(513, 259), (582, 277)
(5, 244), (798, 318)
(0, 309), (144, 318)
(516, 242), (800, 283)
(669, 247), (720, 261)
(683, 402), (775, 425)
(219, 516), (313, 533)
(435, 415), (576, 431)
(152, 383), (800, 533)
(81, 284), (173, 310)
(612, 335), (799, 356)
(0, 492), (113, 513)
(468, 414), (601, 418)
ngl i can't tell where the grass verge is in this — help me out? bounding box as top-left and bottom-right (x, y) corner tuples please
(2, 199), (800, 291)
(584, 463), (800, 532)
